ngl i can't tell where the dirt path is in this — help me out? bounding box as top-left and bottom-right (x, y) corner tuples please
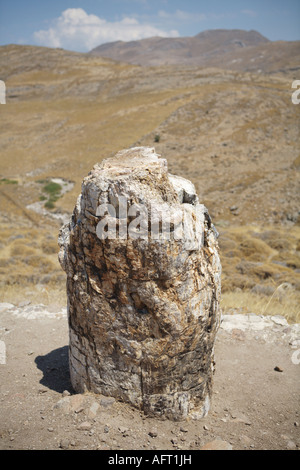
(0, 303), (299, 451)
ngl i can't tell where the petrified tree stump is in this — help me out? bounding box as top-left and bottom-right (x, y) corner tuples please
(58, 147), (221, 421)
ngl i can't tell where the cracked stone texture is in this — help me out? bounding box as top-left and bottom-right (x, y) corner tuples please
(58, 147), (221, 421)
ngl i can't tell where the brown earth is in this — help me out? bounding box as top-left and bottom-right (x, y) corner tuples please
(0, 304), (299, 451)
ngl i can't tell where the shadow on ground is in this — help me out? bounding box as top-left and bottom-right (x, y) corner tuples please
(35, 345), (74, 394)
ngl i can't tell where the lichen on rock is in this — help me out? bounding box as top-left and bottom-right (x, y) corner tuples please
(58, 147), (221, 421)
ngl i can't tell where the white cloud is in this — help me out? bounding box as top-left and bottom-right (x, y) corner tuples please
(34, 8), (179, 51)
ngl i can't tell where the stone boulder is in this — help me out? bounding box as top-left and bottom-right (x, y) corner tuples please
(58, 147), (221, 420)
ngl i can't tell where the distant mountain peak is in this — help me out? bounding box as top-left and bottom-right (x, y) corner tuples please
(194, 28), (269, 40)
(89, 28), (298, 73)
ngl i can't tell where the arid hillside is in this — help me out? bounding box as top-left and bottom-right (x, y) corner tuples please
(0, 44), (299, 321)
(90, 29), (300, 74)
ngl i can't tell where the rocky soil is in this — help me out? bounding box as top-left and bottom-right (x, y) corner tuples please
(0, 302), (299, 451)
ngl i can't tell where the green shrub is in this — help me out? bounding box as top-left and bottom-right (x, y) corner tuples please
(0, 178), (18, 184)
(38, 179), (62, 209)
(44, 200), (55, 209)
(42, 181), (62, 196)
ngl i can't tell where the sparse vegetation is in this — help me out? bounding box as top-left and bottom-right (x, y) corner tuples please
(0, 178), (18, 184)
(44, 200), (55, 209)
(221, 287), (300, 324)
(39, 180), (62, 209)
(42, 181), (62, 196)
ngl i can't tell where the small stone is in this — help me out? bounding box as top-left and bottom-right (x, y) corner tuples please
(118, 426), (129, 436)
(231, 412), (251, 425)
(171, 438), (178, 445)
(77, 421), (92, 431)
(47, 427), (54, 432)
(59, 439), (70, 450)
(294, 422), (299, 427)
(62, 390), (71, 397)
(104, 425), (109, 433)
(69, 394), (85, 412)
(87, 401), (100, 419)
(18, 301), (31, 308)
(203, 425), (209, 431)
(149, 430), (158, 438)
(286, 440), (296, 449)
(180, 426), (188, 433)
(100, 397), (116, 408)
(271, 315), (289, 326)
(200, 440), (233, 450)
(74, 407), (84, 414)
(274, 366), (283, 372)
(54, 397), (71, 413)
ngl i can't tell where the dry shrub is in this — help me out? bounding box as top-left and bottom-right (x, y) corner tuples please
(239, 237), (274, 259)
(218, 236), (237, 251)
(23, 255), (55, 272)
(292, 154), (300, 168)
(0, 258), (10, 267)
(221, 250), (241, 259)
(284, 255), (300, 269)
(248, 262), (288, 280)
(10, 244), (36, 257)
(41, 240), (58, 254)
(221, 273), (256, 292)
(266, 238), (292, 251)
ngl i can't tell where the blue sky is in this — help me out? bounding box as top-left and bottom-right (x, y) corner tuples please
(0, 0), (299, 52)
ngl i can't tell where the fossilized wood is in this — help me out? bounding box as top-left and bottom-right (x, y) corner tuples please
(58, 147), (221, 421)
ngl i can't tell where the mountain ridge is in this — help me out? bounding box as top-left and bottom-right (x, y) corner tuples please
(89, 28), (299, 73)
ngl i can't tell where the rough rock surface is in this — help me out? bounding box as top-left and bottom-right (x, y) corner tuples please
(58, 147), (221, 421)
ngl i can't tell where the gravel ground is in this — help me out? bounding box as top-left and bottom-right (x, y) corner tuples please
(0, 303), (299, 451)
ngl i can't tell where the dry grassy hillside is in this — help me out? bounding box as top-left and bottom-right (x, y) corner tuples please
(0, 44), (299, 322)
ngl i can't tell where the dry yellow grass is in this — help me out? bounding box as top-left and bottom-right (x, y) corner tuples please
(0, 284), (67, 309)
(221, 287), (300, 324)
